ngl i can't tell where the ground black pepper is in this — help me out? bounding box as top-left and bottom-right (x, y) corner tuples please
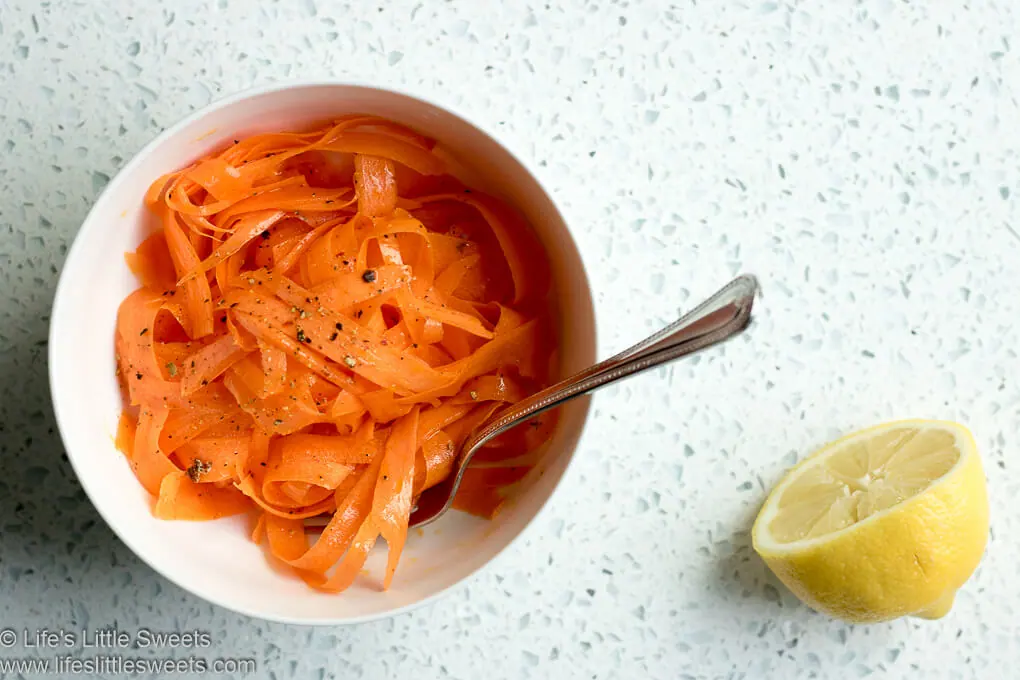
(186, 458), (212, 482)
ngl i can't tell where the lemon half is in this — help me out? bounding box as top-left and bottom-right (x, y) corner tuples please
(752, 420), (989, 623)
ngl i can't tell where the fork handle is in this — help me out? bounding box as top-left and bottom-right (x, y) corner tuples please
(460, 274), (760, 455)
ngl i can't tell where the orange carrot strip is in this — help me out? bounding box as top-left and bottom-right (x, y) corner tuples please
(274, 218), (340, 275)
(175, 435), (248, 484)
(261, 451), (351, 504)
(313, 265), (410, 312)
(251, 512), (267, 543)
(397, 319), (541, 404)
(301, 218), (361, 286)
(278, 432), (383, 466)
(225, 311), (259, 351)
(236, 476), (335, 520)
(222, 364), (324, 435)
(154, 470), (251, 520)
(158, 400), (249, 454)
(322, 116), (436, 149)
(395, 288), (493, 339)
(320, 132), (444, 176)
(214, 249), (247, 293)
(181, 210), (286, 283)
(161, 207), (215, 337)
(360, 389), (414, 422)
(115, 411), (138, 456)
(180, 334), (249, 396)
(330, 389), (365, 419)
(353, 214), (434, 289)
(145, 171), (178, 206)
(125, 232), (178, 292)
(229, 306), (348, 387)
(116, 288), (182, 407)
(262, 435), (356, 504)
(184, 158), (253, 202)
(254, 217), (310, 269)
(265, 515), (308, 561)
(371, 407), (419, 589)
(309, 517), (380, 593)
(259, 343), (288, 397)
(354, 155), (398, 217)
(131, 407), (178, 496)
(416, 193), (549, 304)
(416, 402), (475, 448)
(213, 185), (353, 226)
(164, 176), (232, 216)
(413, 430), (456, 494)
(434, 253), (480, 295)
(285, 460), (382, 573)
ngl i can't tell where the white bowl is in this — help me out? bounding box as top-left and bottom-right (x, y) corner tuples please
(48, 82), (596, 624)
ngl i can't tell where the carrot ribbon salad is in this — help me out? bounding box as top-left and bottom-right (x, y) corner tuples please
(114, 116), (557, 593)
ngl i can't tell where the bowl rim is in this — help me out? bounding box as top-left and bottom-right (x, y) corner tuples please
(48, 79), (598, 625)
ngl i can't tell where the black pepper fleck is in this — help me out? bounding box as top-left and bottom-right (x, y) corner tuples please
(186, 458), (212, 482)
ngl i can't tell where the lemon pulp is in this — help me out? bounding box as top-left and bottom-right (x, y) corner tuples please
(767, 427), (960, 543)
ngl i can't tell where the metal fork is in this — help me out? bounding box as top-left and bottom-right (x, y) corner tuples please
(408, 274), (760, 528)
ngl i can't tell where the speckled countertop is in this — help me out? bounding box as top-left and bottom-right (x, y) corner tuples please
(2, 1), (1020, 678)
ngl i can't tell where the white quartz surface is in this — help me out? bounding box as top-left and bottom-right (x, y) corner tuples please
(2, 1), (1019, 678)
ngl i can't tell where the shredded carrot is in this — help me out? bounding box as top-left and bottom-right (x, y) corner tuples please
(115, 115), (557, 594)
